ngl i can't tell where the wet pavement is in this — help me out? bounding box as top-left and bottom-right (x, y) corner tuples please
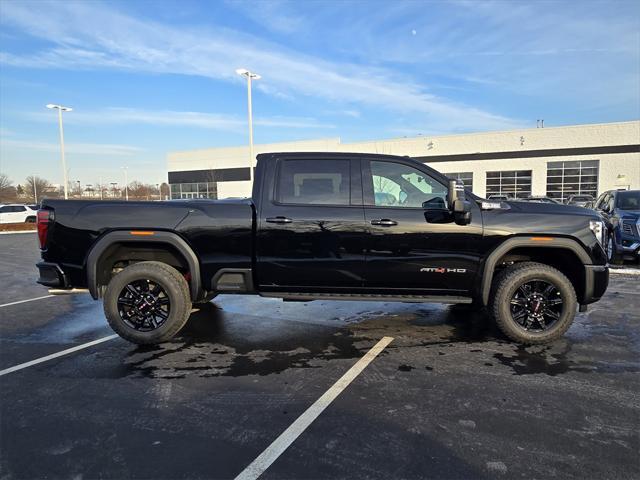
(1, 233), (639, 479)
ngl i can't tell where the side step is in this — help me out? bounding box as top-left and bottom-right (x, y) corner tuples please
(259, 292), (473, 304)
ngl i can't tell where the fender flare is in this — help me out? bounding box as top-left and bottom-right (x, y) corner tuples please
(480, 236), (591, 306)
(85, 230), (201, 300)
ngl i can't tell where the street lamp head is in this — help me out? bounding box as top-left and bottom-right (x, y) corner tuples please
(235, 68), (261, 80)
(46, 104), (73, 112)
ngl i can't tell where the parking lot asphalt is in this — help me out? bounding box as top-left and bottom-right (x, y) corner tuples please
(1, 232), (638, 480)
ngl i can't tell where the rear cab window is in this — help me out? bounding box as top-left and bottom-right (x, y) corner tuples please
(276, 159), (351, 206)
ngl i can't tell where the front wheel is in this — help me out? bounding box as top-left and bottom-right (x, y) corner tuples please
(491, 262), (577, 344)
(606, 233), (622, 265)
(103, 261), (192, 344)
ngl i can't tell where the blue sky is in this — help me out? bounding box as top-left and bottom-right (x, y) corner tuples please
(1, 0), (639, 186)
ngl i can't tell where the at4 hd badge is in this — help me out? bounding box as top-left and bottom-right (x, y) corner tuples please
(420, 267), (467, 273)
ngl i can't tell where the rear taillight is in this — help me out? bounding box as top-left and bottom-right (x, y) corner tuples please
(37, 209), (51, 249)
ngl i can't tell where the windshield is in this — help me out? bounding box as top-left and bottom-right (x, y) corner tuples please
(616, 191), (640, 210)
(571, 196), (592, 201)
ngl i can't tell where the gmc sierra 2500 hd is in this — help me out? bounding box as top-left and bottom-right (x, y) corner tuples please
(36, 152), (609, 344)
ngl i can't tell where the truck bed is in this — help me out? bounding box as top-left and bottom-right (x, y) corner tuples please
(39, 198), (254, 294)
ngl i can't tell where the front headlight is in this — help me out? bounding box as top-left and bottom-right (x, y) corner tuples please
(589, 219), (605, 246)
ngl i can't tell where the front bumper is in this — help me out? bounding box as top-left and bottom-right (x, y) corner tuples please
(36, 262), (68, 288)
(618, 240), (640, 257)
(583, 264), (609, 305)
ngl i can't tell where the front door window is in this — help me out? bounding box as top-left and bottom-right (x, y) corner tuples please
(369, 161), (447, 209)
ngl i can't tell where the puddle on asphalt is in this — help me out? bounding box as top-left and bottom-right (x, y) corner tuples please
(108, 302), (504, 379)
(50, 289), (640, 380)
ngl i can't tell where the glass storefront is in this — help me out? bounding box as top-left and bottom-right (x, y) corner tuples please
(170, 182), (217, 199)
(486, 170), (532, 199)
(546, 160), (599, 202)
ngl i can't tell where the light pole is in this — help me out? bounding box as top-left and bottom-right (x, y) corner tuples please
(46, 104), (72, 199)
(235, 68), (261, 184)
(122, 167), (129, 201)
(32, 176), (38, 204)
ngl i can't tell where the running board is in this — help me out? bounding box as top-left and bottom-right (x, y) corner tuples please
(260, 292), (473, 304)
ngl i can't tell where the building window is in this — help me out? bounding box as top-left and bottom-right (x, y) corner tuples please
(446, 172), (473, 192)
(170, 182), (217, 199)
(546, 160), (599, 202)
(486, 170), (532, 199)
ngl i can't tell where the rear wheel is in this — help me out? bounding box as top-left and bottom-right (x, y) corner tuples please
(25, 216), (36, 223)
(103, 261), (191, 344)
(491, 262), (577, 344)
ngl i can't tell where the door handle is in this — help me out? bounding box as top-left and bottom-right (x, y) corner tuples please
(266, 216), (293, 224)
(370, 218), (397, 226)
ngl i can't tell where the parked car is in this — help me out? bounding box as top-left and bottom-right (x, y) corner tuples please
(36, 152), (609, 345)
(521, 196), (560, 204)
(566, 195), (594, 208)
(487, 194), (512, 201)
(593, 189), (640, 263)
(0, 204), (37, 224)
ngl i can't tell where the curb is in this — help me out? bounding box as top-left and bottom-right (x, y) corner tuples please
(0, 230), (36, 235)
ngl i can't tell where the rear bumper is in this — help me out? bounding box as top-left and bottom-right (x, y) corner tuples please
(583, 264), (609, 305)
(36, 262), (68, 288)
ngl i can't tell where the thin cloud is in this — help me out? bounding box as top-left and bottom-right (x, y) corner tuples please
(0, 1), (522, 132)
(24, 108), (334, 131)
(0, 138), (144, 156)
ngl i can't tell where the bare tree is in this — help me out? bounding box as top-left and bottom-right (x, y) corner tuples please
(127, 181), (152, 200)
(160, 182), (170, 200)
(0, 173), (17, 202)
(25, 175), (54, 203)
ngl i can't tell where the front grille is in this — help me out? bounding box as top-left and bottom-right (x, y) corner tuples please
(622, 220), (639, 237)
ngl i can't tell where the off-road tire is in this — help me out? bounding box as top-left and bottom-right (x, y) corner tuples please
(104, 261), (191, 344)
(490, 262), (577, 344)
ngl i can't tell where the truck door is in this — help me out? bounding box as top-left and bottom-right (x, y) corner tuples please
(362, 158), (483, 295)
(256, 156), (366, 291)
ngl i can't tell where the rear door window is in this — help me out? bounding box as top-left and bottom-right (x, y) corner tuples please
(277, 159), (350, 205)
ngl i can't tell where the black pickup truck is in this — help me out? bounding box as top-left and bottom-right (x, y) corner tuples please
(36, 152), (609, 345)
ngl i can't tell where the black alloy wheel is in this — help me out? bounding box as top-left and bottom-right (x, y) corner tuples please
(491, 262), (577, 344)
(509, 280), (563, 332)
(104, 261), (191, 344)
(117, 279), (170, 331)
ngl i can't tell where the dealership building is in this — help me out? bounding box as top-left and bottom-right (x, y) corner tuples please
(167, 120), (639, 201)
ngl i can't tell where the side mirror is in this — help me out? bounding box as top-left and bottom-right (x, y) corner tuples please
(454, 200), (472, 225)
(448, 180), (472, 225)
(447, 179), (463, 209)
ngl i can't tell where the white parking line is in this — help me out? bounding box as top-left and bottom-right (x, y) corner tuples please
(0, 334), (119, 376)
(234, 336), (394, 480)
(0, 295), (54, 308)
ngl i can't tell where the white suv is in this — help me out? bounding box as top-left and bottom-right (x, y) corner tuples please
(0, 204), (38, 224)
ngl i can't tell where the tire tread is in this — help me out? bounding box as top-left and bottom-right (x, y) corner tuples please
(490, 262), (577, 344)
(103, 261), (191, 344)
